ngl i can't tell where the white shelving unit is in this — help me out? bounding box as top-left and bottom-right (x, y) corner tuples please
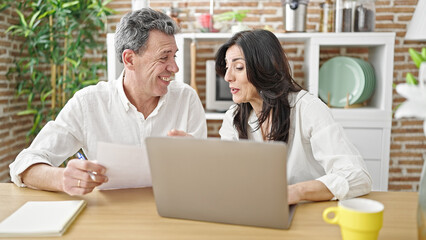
(175, 32), (395, 191)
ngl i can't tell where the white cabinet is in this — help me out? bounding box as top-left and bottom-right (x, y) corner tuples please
(175, 32), (395, 191)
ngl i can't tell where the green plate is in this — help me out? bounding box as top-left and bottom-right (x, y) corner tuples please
(319, 56), (366, 107)
(354, 58), (376, 104)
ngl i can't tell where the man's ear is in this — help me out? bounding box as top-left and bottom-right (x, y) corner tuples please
(122, 49), (136, 70)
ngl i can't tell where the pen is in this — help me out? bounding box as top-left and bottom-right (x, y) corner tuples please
(76, 152), (86, 161)
(76, 152), (97, 181)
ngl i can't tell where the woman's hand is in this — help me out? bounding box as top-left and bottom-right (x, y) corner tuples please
(287, 180), (334, 205)
(288, 184), (302, 205)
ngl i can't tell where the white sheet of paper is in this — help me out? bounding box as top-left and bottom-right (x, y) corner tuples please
(96, 142), (152, 190)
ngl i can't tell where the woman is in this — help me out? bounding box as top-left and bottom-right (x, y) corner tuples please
(216, 29), (371, 204)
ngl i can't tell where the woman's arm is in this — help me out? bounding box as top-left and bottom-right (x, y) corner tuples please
(301, 96), (372, 201)
(288, 180), (334, 205)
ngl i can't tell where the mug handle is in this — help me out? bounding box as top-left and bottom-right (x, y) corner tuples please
(322, 207), (339, 224)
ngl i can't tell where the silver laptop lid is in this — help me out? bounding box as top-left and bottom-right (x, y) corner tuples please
(146, 137), (293, 229)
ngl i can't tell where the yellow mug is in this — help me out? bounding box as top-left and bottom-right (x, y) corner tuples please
(322, 198), (384, 240)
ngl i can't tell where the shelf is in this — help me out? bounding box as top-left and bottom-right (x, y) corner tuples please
(175, 32), (395, 112)
(176, 32), (395, 42)
(206, 112), (226, 120)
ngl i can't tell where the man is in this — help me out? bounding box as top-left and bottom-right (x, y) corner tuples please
(9, 8), (207, 195)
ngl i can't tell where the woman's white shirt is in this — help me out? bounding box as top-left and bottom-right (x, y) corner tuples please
(219, 90), (372, 200)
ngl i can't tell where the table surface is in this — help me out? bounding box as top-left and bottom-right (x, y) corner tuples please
(0, 183), (418, 239)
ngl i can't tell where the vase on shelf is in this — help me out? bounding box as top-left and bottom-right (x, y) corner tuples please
(231, 22), (250, 33)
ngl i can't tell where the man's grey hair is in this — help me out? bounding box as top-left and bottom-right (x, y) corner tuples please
(115, 8), (180, 63)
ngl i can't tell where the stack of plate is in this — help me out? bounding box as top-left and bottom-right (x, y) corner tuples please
(318, 56), (376, 108)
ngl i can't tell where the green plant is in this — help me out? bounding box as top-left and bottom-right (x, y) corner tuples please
(406, 47), (426, 85)
(214, 10), (249, 23)
(5, 0), (115, 139)
(0, 0), (13, 12)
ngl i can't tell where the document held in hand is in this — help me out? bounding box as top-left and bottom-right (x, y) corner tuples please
(0, 200), (86, 237)
(95, 142), (152, 190)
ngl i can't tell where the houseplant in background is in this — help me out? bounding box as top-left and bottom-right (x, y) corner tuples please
(213, 10), (250, 33)
(5, 0), (114, 139)
(395, 47), (426, 134)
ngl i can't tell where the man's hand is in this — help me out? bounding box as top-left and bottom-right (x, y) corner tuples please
(167, 129), (193, 137)
(62, 159), (108, 196)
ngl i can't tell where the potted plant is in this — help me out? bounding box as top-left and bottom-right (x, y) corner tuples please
(214, 10), (250, 33)
(5, 0), (115, 139)
(394, 47), (426, 134)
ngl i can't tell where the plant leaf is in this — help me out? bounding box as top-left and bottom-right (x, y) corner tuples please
(406, 72), (418, 85)
(65, 57), (78, 68)
(15, 9), (27, 28)
(30, 113), (42, 134)
(38, 9), (55, 19)
(0, 3), (11, 12)
(17, 109), (38, 116)
(81, 79), (98, 86)
(62, 1), (79, 8)
(29, 10), (41, 28)
(27, 92), (34, 108)
(409, 48), (425, 68)
(42, 90), (52, 102)
(5, 25), (19, 34)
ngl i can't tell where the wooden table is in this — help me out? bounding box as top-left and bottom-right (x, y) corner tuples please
(0, 183), (417, 239)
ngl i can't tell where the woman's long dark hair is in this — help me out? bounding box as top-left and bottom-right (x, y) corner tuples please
(215, 29), (302, 142)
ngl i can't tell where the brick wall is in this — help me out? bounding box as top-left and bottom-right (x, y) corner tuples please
(1, 0), (424, 191)
(0, 7), (33, 182)
(377, 0), (425, 191)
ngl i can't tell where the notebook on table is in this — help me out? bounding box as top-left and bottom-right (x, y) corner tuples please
(145, 137), (296, 229)
(0, 200), (86, 237)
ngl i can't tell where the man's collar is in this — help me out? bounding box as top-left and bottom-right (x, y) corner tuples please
(115, 70), (131, 111)
(115, 70), (168, 115)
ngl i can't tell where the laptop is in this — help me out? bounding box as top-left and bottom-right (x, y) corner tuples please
(145, 137), (296, 229)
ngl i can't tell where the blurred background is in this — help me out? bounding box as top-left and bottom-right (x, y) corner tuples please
(0, 0), (424, 192)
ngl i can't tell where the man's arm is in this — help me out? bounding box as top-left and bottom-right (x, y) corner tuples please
(20, 163), (64, 192)
(11, 90), (108, 195)
(21, 160), (108, 196)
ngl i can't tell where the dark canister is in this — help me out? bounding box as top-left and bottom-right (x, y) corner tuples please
(354, 0), (375, 32)
(335, 0), (356, 32)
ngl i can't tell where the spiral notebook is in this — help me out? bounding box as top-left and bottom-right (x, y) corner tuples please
(0, 200), (86, 237)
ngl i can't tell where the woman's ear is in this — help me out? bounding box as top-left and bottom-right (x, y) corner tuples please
(122, 49), (135, 70)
